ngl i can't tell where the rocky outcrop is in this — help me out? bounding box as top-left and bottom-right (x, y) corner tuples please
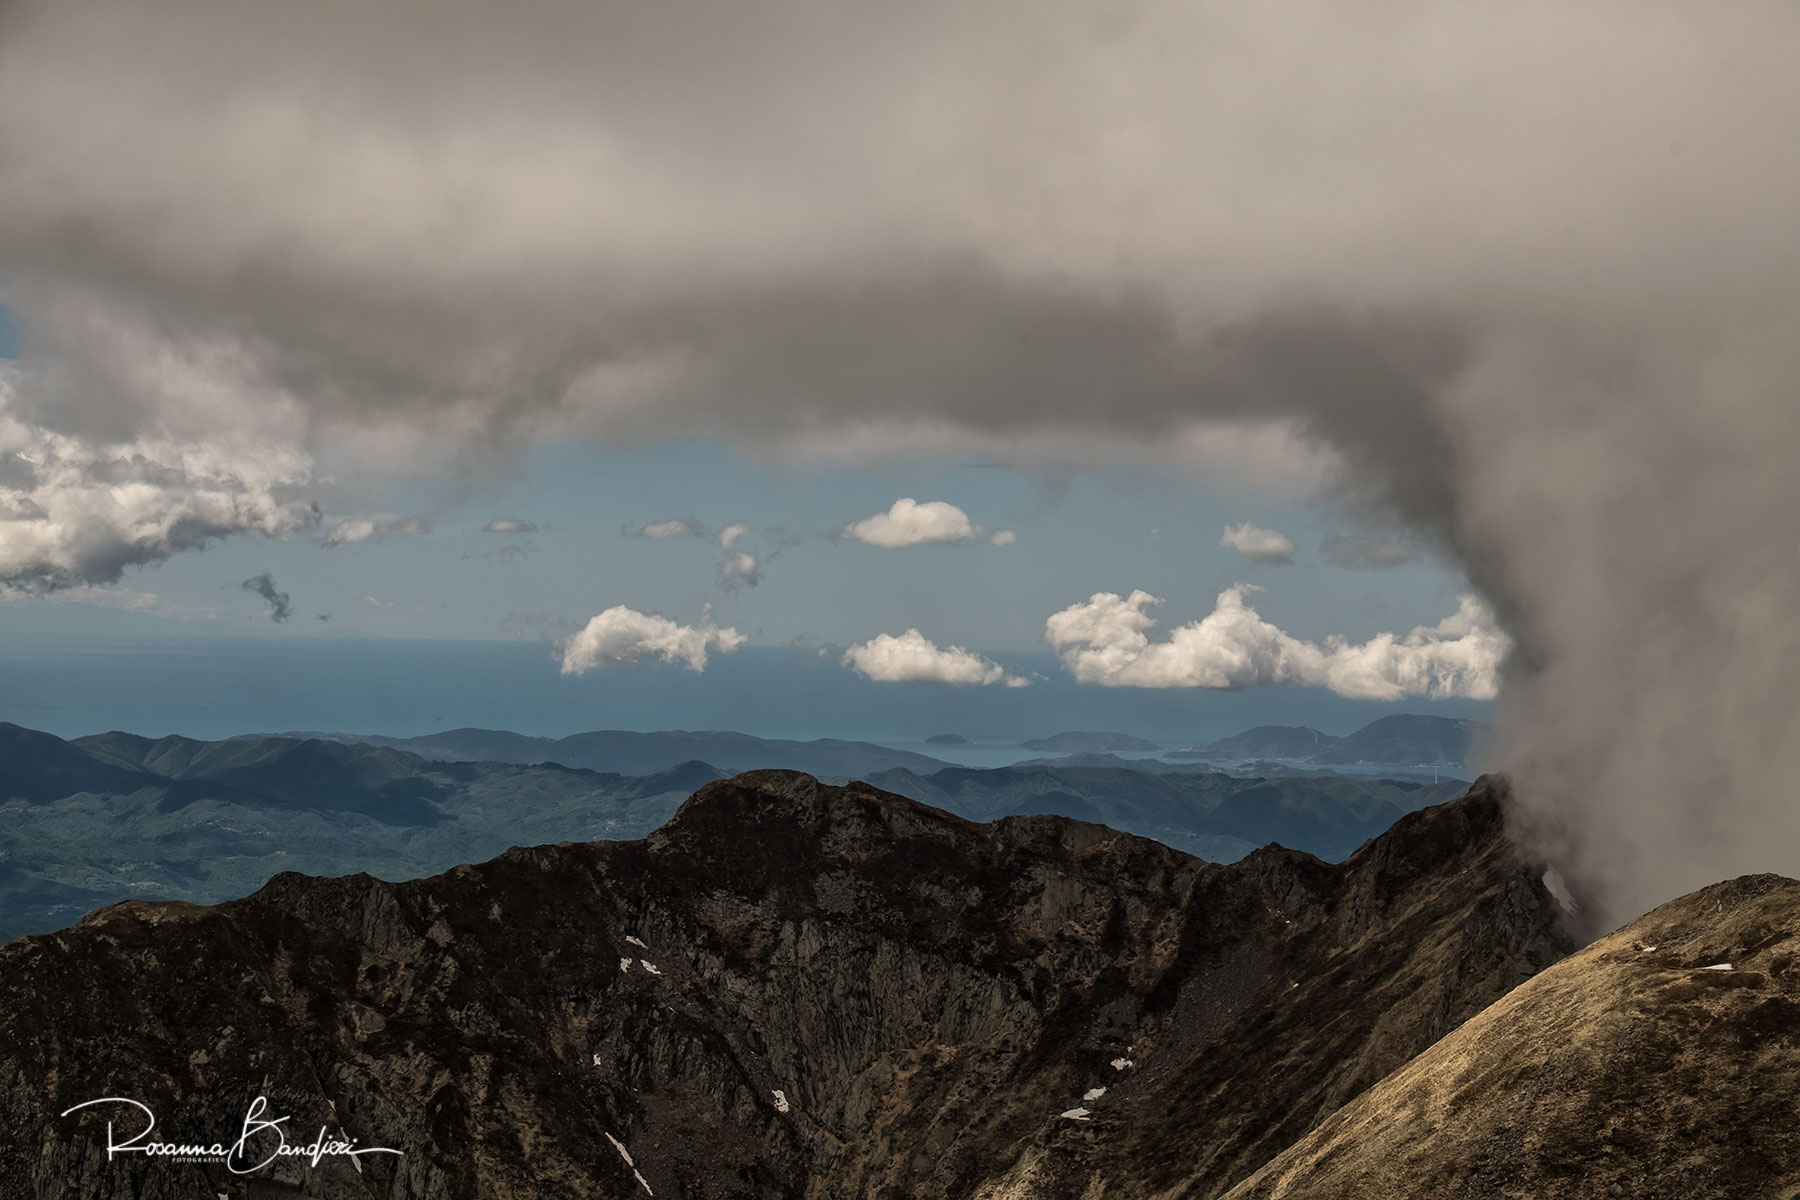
(0, 771), (1571, 1198)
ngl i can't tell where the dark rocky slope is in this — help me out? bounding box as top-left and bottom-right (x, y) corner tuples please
(0, 772), (1569, 1199)
(1222, 873), (1800, 1200)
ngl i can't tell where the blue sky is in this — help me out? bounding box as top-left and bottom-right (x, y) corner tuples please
(0, 294), (1500, 734)
(6, 422), (1465, 654)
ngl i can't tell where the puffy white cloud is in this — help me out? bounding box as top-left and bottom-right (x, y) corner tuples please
(560, 605), (746, 675)
(988, 529), (1017, 546)
(483, 517), (538, 534)
(630, 518), (705, 540)
(841, 498), (1008, 548)
(1046, 585), (1322, 689)
(1219, 521), (1296, 565)
(1044, 585), (1506, 699)
(717, 521), (750, 550)
(1321, 534), (1421, 570)
(321, 514), (431, 546)
(842, 629), (1028, 687)
(1317, 594), (1509, 701)
(0, 371), (318, 587)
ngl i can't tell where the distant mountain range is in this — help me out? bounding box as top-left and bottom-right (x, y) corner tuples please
(867, 763), (1466, 863)
(1, 721), (1467, 942)
(0, 723), (720, 942)
(251, 726), (954, 777)
(1168, 713), (1487, 767)
(278, 716), (1478, 773)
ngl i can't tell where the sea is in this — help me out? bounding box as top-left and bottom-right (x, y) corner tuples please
(0, 633), (1491, 764)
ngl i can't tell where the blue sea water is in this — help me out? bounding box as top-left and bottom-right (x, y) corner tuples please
(0, 632), (1491, 748)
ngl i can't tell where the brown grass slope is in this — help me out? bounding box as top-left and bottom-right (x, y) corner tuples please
(1223, 873), (1800, 1200)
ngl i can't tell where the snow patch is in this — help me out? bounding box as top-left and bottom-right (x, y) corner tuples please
(772, 1089), (790, 1113)
(1083, 1087), (1107, 1101)
(1110, 1058), (1134, 1071)
(619, 958), (632, 972)
(1701, 963), (1735, 971)
(625, 935), (648, 948)
(1540, 867), (1579, 915)
(1059, 1107), (1092, 1121)
(605, 1133), (654, 1194)
(640, 959), (662, 975)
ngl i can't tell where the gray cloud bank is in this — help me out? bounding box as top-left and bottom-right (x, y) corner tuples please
(4, 0), (1800, 925)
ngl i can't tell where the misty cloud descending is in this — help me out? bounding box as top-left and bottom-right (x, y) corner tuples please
(1045, 586), (1506, 701)
(1220, 522), (1296, 566)
(841, 499), (1011, 549)
(1321, 535), (1421, 570)
(5, 0), (1800, 925)
(239, 572), (291, 623)
(842, 630), (1028, 687)
(560, 606), (746, 674)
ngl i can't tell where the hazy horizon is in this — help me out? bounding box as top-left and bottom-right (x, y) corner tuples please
(0, 632), (1490, 747)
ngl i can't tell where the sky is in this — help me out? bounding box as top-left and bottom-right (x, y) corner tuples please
(3, 1), (1800, 924)
(0, 397), (1469, 661)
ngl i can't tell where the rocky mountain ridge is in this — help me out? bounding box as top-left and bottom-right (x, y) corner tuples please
(1, 770), (1573, 1198)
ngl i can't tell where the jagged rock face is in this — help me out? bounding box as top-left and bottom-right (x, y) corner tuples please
(1221, 872), (1800, 1200)
(0, 772), (1571, 1199)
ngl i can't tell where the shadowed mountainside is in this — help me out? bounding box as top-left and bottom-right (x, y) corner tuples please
(1, 772), (1571, 1198)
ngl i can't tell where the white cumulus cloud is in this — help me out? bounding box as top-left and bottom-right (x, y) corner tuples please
(560, 605), (747, 675)
(841, 498), (1007, 548)
(843, 629), (1028, 687)
(631, 518), (705, 540)
(1044, 585), (1506, 699)
(0, 372), (318, 588)
(321, 514), (431, 547)
(717, 521), (750, 550)
(1219, 522), (1296, 565)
